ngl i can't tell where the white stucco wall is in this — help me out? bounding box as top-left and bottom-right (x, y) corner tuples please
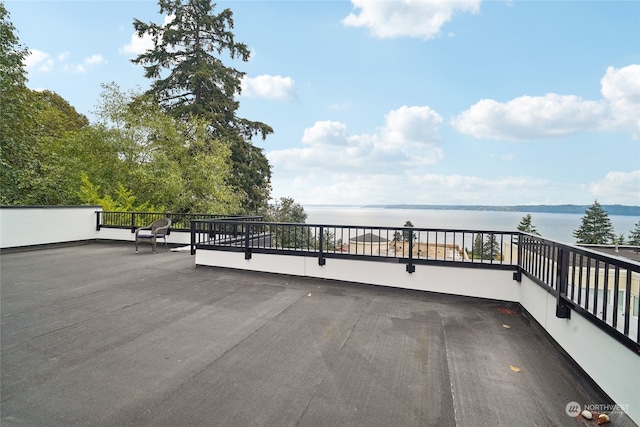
(97, 227), (193, 245)
(0, 206), (100, 249)
(195, 251), (520, 302)
(0, 207), (194, 249)
(519, 275), (639, 424)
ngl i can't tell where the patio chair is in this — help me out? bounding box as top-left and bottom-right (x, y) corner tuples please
(135, 218), (171, 253)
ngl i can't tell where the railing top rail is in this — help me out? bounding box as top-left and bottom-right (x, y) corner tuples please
(521, 234), (640, 269)
(191, 218), (519, 234)
(100, 211), (250, 217)
(192, 216), (264, 222)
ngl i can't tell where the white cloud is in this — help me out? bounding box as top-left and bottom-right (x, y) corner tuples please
(120, 15), (173, 56)
(301, 121), (349, 146)
(25, 50), (106, 74)
(271, 171), (550, 206)
(63, 54), (106, 74)
(600, 65), (640, 137)
(452, 64), (640, 140)
(120, 30), (154, 56)
(382, 105), (442, 145)
(329, 102), (351, 111)
(451, 94), (607, 140)
(84, 54), (105, 66)
(589, 171), (640, 205)
(24, 49), (53, 72)
(343, 0), (481, 39)
(241, 75), (296, 101)
(268, 105), (444, 174)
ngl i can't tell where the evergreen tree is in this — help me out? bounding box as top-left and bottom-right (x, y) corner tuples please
(483, 233), (502, 260)
(628, 221), (640, 246)
(320, 228), (336, 251)
(131, 0), (273, 213)
(517, 214), (540, 236)
(402, 220), (417, 241)
(471, 234), (484, 259)
(469, 233), (501, 260)
(573, 201), (615, 244)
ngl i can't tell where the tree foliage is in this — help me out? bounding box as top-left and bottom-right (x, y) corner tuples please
(265, 197), (309, 249)
(628, 221), (640, 246)
(131, 0), (274, 213)
(573, 201), (615, 244)
(517, 214), (540, 236)
(78, 172), (162, 212)
(265, 197), (307, 223)
(90, 82), (242, 213)
(1, 2), (290, 216)
(131, 0), (266, 135)
(0, 3), (36, 204)
(402, 220), (417, 241)
(470, 233), (501, 260)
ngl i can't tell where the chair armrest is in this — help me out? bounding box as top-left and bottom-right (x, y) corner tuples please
(154, 226), (170, 236)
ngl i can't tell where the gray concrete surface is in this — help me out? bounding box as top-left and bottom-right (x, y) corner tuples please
(0, 243), (634, 426)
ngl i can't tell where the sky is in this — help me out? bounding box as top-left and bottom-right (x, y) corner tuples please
(7, 0), (640, 206)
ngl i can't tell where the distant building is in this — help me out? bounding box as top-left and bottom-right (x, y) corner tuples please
(349, 233), (389, 256)
(389, 241), (469, 261)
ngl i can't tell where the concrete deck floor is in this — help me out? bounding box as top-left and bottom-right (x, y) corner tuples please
(0, 242), (634, 427)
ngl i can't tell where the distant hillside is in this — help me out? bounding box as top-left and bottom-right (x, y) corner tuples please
(364, 204), (640, 216)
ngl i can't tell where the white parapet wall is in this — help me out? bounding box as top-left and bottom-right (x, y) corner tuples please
(97, 227), (193, 246)
(0, 206), (101, 249)
(195, 250), (520, 302)
(519, 275), (639, 424)
(0, 206), (194, 250)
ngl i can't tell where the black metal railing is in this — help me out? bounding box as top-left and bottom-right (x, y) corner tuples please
(519, 234), (639, 352)
(189, 219), (519, 269)
(96, 211), (260, 233)
(190, 219), (639, 353)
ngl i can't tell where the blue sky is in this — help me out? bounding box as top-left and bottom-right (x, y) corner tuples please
(8, 0), (640, 206)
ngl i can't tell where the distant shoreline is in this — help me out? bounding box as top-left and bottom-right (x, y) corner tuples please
(306, 204), (640, 216)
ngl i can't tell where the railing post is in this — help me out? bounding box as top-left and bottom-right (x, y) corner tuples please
(406, 229), (415, 273)
(318, 226), (326, 266)
(131, 212), (136, 233)
(513, 233), (523, 282)
(96, 211), (101, 231)
(244, 223), (252, 260)
(190, 220), (196, 256)
(555, 247), (571, 318)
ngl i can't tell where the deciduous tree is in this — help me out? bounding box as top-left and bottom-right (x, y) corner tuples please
(90, 83), (241, 213)
(0, 3), (36, 204)
(265, 197), (307, 223)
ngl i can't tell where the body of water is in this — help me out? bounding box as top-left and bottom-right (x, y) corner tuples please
(305, 206), (639, 245)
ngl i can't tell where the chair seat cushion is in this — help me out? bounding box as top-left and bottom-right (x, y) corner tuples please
(138, 234), (164, 238)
